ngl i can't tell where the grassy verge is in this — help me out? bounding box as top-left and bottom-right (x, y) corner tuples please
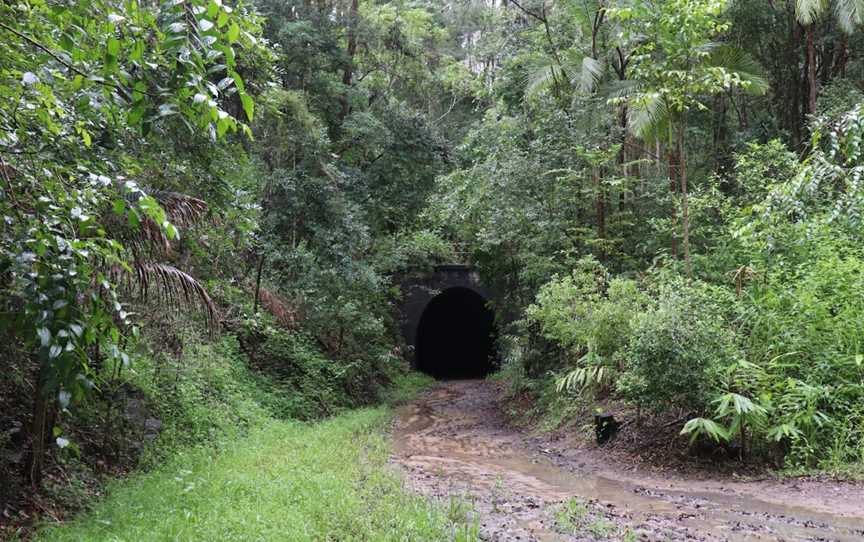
(36, 406), (472, 541)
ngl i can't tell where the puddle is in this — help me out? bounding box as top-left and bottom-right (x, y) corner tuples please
(391, 381), (864, 541)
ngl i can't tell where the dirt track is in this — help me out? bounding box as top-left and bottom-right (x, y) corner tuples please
(390, 380), (864, 541)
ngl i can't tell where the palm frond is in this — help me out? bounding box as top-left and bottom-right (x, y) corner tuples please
(525, 54), (602, 98)
(111, 262), (218, 332)
(525, 62), (565, 97)
(601, 79), (643, 102)
(151, 191), (209, 227)
(709, 45), (770, 96)
(627, 92), (670, 143)
(573, 56), (604, 94)
(834, 0), (864, 33)
(119, 191), (210, 257)
(796, 0), (828, 25)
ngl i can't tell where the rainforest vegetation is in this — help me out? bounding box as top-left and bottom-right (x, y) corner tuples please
(2, 0), (864, 538)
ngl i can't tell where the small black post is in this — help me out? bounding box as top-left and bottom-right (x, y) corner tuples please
(594, 413), (619, 445)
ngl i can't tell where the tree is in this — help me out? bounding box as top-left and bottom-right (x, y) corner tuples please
(795, 0), (864, 114)
(610, 0), (767, 277)
(1, 0), (264, 484)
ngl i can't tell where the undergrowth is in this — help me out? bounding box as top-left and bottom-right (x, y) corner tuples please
(36, 408), (470, 541)
(4, 308), (442, 540)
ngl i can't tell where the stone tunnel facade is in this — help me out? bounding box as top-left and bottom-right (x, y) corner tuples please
(397, 265), (497, 378)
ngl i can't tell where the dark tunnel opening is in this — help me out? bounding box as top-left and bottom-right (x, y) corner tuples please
(415, 287), (497, 379)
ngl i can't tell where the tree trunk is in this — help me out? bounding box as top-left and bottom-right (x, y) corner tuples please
(668, 141), (678, 260)
(713, 94), (729, 173)
(253, 254), (265, 313)
(594, 167), (606, 243)
(24, 364), (51, 486)
(806, 24), (817, 115)
(339, 0), (359, 121)
(678, 125), (692, 279)
(789, 24), (803, 148)
(833, 35), (849, 78)
(618, 105), (629, 206)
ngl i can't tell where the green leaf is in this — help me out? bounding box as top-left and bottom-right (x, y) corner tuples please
(217, 116), (232, 137)
(226, 23), (240, 43)
(130, 40), (145, 62)
(107, 37), (121, 57)
(128, 208), (141, 229)
(60, 33), (75, 52)
(239, 92), (254, 122)
(129, 102), (146, 125)
(230, 70), (245, 92)
(681, 417), (730, 444)
(164, 221), (179, 240)
(37, 327), (51, 347)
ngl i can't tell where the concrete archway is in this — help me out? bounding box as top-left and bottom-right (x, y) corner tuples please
(415, 287), (496, 379)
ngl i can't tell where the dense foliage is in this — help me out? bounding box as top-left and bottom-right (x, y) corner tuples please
(1, 0), (470, 527)
(422, 0), (864, 470)
(4, 0), (864, 533)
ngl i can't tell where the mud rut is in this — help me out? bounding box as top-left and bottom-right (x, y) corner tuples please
(390, 381), (864, 542)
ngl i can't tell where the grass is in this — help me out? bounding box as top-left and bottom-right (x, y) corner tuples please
(380, 371), (438, 406)
(36, 407), (471, 541)
(552, 497), (637, 540)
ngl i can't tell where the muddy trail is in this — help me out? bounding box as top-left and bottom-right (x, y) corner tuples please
(391, 380), (864, 541)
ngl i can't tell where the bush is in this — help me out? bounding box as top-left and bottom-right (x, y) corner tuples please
(526, 257), (648, 395)
(618, 279), (742, 413)
(740, 244), (864, 466)
(238, 318), (383, 420)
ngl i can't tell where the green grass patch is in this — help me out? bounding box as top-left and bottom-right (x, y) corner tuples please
(37, 407), (470, 541)
(380, 371), (437, 406)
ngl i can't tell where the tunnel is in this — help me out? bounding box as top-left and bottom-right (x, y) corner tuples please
(415, 287), (497, 379)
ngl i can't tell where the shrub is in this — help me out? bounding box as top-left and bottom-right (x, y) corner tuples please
(618, 279), (742, 413)
(739, 244), (864, 466)
(527, 257), (649, 395)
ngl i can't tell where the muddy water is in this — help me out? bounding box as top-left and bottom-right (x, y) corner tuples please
(391, 381), (864, 541)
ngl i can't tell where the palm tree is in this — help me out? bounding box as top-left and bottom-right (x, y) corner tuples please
(616, 22), (768, 275)
(795, 0), (864, 114)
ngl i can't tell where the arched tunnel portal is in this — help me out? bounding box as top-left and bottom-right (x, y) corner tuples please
(398, 265), (500, 379)
(414, 287), (497, 379)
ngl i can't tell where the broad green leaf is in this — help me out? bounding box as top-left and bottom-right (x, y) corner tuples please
(107, 37), (121, 57)
(226, 23), (240, 43)
(37, 327), (51, 347)
(240, 92), (254, 121)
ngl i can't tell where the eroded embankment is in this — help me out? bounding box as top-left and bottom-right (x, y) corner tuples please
(391, 380), (864, 542)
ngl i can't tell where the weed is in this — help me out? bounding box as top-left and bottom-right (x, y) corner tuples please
(587, 517), (616, 538)
(554, 497), (590, 534)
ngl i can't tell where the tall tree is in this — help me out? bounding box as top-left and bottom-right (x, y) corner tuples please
(796, 0), (864, 114)
(611, 0), (768, 276)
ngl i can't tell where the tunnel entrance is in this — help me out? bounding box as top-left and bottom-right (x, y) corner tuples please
(415, 287), (497, 379)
